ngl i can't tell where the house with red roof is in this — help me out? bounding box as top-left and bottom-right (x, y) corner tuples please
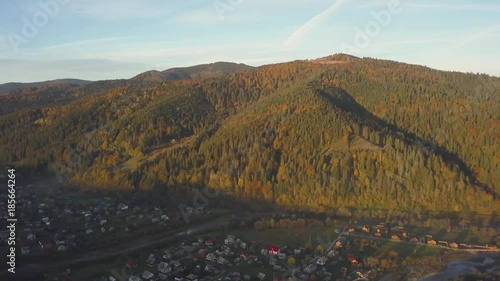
(268, 245), (280, 255)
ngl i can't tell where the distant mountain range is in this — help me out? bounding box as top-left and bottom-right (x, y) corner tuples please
(0, 62), (252, 115)
(0, 79), (92, 94)
(131, 61), (253, 82)
(0, 54), (498, 214)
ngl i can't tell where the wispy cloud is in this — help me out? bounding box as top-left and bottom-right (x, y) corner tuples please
(370, 38), (442, 49)
(43, 37), (125, 50)
(69, 0), (174, 19)
(402, 2), (500, 12)
(456, 23), (500, 48)
(284, 0), (349, 47)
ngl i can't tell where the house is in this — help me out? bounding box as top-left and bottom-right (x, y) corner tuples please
(100, 219), (108, 225)
(361, 226), (370, 233)
(268, 245), (280, 255)
(427, 240), (437, 245)
(128, 276), (140, 281)
(240, 242), (247, 249)
(316, 256), (328, 266)
(171, 260), (181, 268)
(391, 235), (400, 241)
(198, 249), (207, 259)
(225, 235), (235, 245)
(186, 274), (199, 281)
(217, 256), (228, 265)
(347, 254), (359, 266)
(304, 264), (317, 273)
(146, 253), (160, 267)
(376, 227), (388, 235)
(158, 273), (168, 281)
(27, 233), (36, 241)
(118, 203), (128, 210)
(449, 242), (459, 248)
(142, 271), (154, 280)
(206, 253), (216, 261)
(327, 250), (338, 258)
(158, 261), (172, 274)
(205, 264), (219, 274)
(410, 237), (419, 243)
(439, 241), (448, 247)
(257, 273), (266, 281)
(294, 248), (301, 255)
(278, 253), (287, 260)
(205, 239), (214, 246)
(347, 227), (355, 233)
(240, 252), (250, 261)
(335, 241), (343, 247)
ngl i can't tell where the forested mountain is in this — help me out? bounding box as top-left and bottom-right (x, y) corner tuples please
(1, 54), (499, 214)
(0, 78), (91, 94)
(132, 62), (253, 82)
(0, 79), (140, 115)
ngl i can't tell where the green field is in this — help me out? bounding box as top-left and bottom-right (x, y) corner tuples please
(230, 227), (340, 248)
(404, 226), (495, 245)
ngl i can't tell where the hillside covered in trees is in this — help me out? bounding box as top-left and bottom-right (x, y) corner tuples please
(0, 54), (499, 215)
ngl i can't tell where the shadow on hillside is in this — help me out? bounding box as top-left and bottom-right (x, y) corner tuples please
(314, 85), (498, 199)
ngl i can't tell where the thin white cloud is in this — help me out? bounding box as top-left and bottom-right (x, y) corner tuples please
(456, 23), (500, 48)
(284, 0), (349, 47)
(369, 38), (442, 49)
(43, 37), (124, 50)
(90, 43), (278, 61)
(69, 0), (174, 19)
(403, 2), (500, 12)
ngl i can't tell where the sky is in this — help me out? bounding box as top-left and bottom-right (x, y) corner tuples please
(0, 0), (499, 83)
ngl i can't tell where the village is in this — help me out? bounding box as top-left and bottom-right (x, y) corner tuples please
(0, 183), (206, 258)
(66, 222), (499, 281)
(1, 182), (499, 281)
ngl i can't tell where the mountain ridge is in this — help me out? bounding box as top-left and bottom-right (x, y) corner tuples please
(0, 78), (92, 94)
(0, 54), (498, 214)
(131, 61), (253, 82)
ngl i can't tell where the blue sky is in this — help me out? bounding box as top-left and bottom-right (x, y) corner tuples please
(0, 0), (499, 83)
